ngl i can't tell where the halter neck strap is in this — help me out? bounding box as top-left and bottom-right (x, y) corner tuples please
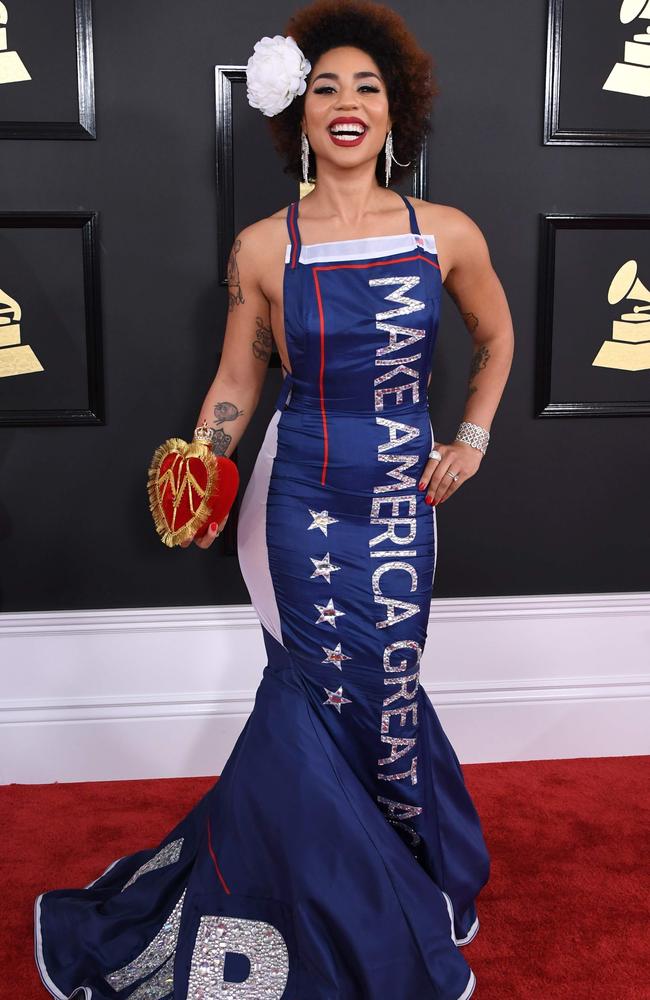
(286, 192), (420, 266)
(399, 193), (421, 236)
(286, 201), (302, 269)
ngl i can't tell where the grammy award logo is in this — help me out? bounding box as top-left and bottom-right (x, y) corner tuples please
(602, 0), (650, 98)
(0, 3), (31, 86)
(0, 287), (44, 378)
(592, 260), (650, 371)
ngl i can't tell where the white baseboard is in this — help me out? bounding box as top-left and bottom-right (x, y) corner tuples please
(1, 593), (649, 784)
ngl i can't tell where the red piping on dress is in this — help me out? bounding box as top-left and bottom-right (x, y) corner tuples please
(207, 815), (231, 894)
(311, 269), (329, 486)
(311, 254), (441, 485)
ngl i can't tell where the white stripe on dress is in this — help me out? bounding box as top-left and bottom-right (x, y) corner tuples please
(284, 233), (438, 265)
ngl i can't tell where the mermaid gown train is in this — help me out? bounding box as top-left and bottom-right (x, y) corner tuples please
(34, 193), (490, 1000)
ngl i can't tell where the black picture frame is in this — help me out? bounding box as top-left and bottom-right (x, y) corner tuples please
(544, 0), (650, 147)
(215, 65), (430, 292)
(536, 213), (650, 418)
(0, 0), (96, 140)
(0, 211), (104, 426)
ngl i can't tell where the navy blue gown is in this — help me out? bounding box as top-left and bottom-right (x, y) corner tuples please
(35, 193), (490, 999)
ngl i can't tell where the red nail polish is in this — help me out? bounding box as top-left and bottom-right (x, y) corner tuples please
(425, 496), (433, 505)
(418, 482), (425, 490)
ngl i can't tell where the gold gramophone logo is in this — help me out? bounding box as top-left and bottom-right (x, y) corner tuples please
(0, 3), (31, 85)
(592, 260), (650, 371)
(0, 287), (44, 378)
(603, 0), (650, 97)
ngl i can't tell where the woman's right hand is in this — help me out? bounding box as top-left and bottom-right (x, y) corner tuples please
(179, 513), (230, 550)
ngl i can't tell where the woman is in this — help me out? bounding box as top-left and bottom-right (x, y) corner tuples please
(35, 2), (514, 998)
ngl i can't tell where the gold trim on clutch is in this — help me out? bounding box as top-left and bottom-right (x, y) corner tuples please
(147, 438), (219, 547)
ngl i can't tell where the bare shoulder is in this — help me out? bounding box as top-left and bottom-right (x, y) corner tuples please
(407, 198), (491, 280)
(408, 197), (487, 241)
(230, 205), (292, 274)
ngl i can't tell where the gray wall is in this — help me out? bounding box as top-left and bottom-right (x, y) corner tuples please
(0, 0), (648, 612)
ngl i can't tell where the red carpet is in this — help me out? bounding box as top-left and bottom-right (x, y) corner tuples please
(3, 755), (647, 998)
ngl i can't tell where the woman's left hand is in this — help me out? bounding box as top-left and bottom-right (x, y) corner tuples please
(418, 440), (483, 506)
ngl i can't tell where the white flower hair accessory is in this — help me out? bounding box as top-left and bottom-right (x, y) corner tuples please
(246, 35), (311, 117)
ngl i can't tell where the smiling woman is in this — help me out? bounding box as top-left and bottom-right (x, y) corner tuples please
(268, 0), (438, 186)
(33, 2), (510, 998)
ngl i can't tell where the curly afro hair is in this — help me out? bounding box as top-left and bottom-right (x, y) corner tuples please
(267, 0), (438, 187)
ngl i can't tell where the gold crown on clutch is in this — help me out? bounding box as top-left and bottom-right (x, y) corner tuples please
(192, 418), (214, 446)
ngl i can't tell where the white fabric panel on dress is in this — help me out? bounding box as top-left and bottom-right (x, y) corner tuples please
(237, 408), (284, 647)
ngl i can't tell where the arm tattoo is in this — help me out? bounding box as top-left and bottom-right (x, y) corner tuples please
(462, 311), (479, 333)
(468, 344), (490, 397)
(252, 315), (273, 363)
(227, 239), (245, 311)
(211, 400), (244, 457)
(448, 286), (479, 333)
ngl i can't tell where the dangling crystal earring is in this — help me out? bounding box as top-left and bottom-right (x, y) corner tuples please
(301, 130), (310, 185)
(384, 128), (412, 187)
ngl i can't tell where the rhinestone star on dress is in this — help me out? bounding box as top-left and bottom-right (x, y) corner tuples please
(309, 552), (341, 582)
(321, 643), (352, 669)
(308, 508), (339, 536)
(323, 686), (353, 711)
(314, 598), (345, 628)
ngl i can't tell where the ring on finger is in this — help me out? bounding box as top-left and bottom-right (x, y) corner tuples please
(445, 469), (460, 482)
(429, 448), (442, 461)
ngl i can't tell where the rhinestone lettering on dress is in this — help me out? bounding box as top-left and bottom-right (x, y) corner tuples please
(374, 454), (420, 492)
(105, 890), (186, 991)
(367, 275), (424, 320)
(375, 418), (420, 452)
(186, 915), (289, 999)
(127, 954), (175, 1000)
(374, 321), (426, 356)
(368, 272), (427, 850)
(121, 838), (184, 892)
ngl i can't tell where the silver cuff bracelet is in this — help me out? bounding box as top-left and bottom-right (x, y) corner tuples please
(454, 420), (490, 455)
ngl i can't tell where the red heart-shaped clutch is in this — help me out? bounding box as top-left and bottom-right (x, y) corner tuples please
(147, 437), (239, 547)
